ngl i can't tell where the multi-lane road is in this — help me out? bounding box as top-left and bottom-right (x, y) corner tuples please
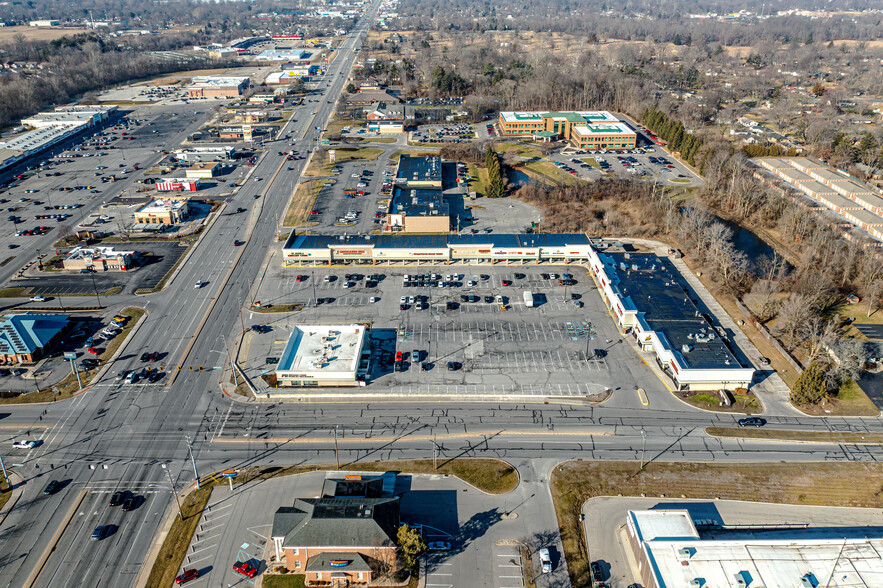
(0, 2), (882, 586)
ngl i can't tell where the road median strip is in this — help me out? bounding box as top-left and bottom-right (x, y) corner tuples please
(705, 427), (883, 444)
(212, 428), (616, 444)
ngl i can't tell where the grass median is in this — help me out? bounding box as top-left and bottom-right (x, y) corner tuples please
(706, 427), (883, 444)
(145, 459), (515, 586)
(304, 147), (383, 177)
(551, 460), (883, 588)
(283, 180), (323, 227)
(0, 306), (145, 405)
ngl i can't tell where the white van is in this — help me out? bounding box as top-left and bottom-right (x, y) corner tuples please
(539, 547), (552, 574)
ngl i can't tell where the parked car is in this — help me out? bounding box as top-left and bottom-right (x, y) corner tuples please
(539, 547), (552, 574)
(233, 561), (258, 578)
(12, 440), (39, 449)
(175, 569), (199, 585)
(591, 561), (604, 582)
(29, 296), (46, 302)
(428, 541), (451, 551)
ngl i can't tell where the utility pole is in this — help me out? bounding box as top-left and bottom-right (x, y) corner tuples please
(185, 434), (200, 489)
(334, 425), (340, 470)
(433, 433), (437, 471)
(68, 356), (82, 390)
(639, 429), (646, 472)
(162, 464), (184, 519)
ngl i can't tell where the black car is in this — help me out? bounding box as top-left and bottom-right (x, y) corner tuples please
(460, 295), (469, 302)
(148, 352), (160, 361)
(140, 352), (150, 362)
(43, 480), (60, 495)
(591, 561), (604, 582)
(109, 491), (126, 506)
(484, 296), (494, 303)
(148, 371), (163, 383)
(121, 495), (138, 511)
(737, 417), (766, 427)
(421, 362), (432, 371)
(447, 361), (462, 371)
(400, 304), (408, 310)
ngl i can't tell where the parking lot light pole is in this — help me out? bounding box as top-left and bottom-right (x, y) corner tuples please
(639, 429), (646, 472)
(334, 425), (340, 470)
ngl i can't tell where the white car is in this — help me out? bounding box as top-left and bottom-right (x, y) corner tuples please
(370, 296), (379, 303)
(30, 296), (46, 302)
(194, 281), (204, 289)
(12, 440), (38, 449)
(400, 296), (407, 304)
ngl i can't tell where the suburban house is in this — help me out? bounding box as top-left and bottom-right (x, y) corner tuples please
(271, 477), (400, 585)
(0, 313), (71, 364)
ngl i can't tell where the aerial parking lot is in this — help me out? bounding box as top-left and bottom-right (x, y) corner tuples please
(241, 265), (663, 400)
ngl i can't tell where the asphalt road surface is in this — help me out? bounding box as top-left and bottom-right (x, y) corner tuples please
(0, 4), (882, 587)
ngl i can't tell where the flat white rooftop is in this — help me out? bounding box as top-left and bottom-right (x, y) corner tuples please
(645, 537), (883, 588)
(629, 510), (699, 543)
(138, 198), (187, 213)
(571, 122), (636, 136)
(277, 324), (366, 377)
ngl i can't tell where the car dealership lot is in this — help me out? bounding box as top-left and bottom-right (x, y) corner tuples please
(242, 265), (654, 399)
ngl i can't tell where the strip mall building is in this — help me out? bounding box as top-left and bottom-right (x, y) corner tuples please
(498, 110), (637, 150)
(283, 234), (594, 266)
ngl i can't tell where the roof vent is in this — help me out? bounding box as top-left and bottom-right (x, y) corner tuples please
(681, 344), (693, 353)
(690, 580), (703, 587)
(679, 547), (693, 558)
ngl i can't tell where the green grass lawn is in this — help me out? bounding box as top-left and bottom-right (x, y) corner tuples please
(519, 162), (581, 186)
(283, 180), (323, 227)
(465, 163), (489, 197)
(495, 142), (544, 159)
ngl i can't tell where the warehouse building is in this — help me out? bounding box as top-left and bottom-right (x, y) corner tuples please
(498, 110), (637, 150)
(283, 233), (594, 266)
(186, 76), (249, 98)
(755, 157), (883, 242)
(266, 66), (319, 83)
(256, 48), (308, 61)
(588, 246), (754, 391)
(135, 197), (190, 225)
(396, 155), (442, 188)
(63, 246), (134, 272)
(626, 509), (883, 588)
(274, 324), (370, 387)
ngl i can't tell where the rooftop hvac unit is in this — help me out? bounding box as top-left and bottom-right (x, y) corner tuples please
(690, 580), (703, 587)
(679, 548), (691, 558)
(800, 574), (817, 588)
(734, 572), (748, 587)
(681, 344), (693, 353)
(631, 264), (639, 271)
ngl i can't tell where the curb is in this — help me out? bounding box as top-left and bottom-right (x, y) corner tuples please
(0, 471), (23, 529)
(24, 489), (88, 588)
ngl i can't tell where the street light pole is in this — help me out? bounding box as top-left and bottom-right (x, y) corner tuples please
(0, 454), (10, 490)
(639, 429), (646, 472)
(185, 434), (200, 489)
(89, 271), (101, 308)
(334, 425), (340, 470)
(162, 464), (184, 519)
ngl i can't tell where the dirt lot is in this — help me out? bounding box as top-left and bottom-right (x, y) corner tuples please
(0, 25), (92, 44)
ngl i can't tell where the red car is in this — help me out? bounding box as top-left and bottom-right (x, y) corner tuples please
(295, 275), (305, 282)
(87, 347), (99, 355)
(395, 351), (403, 362)
(233, 561), (258, 578)
(502, 280), (512, 286)
(175, 569), (199, 584)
